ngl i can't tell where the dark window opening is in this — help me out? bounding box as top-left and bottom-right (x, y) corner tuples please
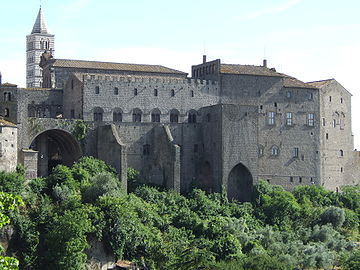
(151, 113), (160, 122)
(114, 87), (119, 95)
(94, 112), (103, 121)
(290, 176), (293, 182)
(143, 144), (150, 155)
(190, 90), (194, 97)
(95, 86), (100, 94)
(154, 89), (158, 96)
(171, 89), (175, 97)
(170, 111), (179, 123)
(113, 112), (122, 122)
(188, 113), (197, 123)
(206, 113), (211, 122)
(134, 88), (138, 96)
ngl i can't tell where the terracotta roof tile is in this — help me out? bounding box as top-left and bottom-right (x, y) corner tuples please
(1, 83), (17, 87)
(53, 59), (187, 75)
(283, 77), (318, 89)
(0, 119), (16, 127)
(306, 79), (334, 88)
(220, 64), (283, 77)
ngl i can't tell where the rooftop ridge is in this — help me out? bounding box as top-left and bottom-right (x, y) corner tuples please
(53, 59), (187, 75)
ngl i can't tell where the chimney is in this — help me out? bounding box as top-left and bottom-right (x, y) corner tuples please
(263, 59), (267, 68)
(203, 55), (207, 63)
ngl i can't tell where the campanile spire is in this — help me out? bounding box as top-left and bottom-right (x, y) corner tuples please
(26, 7), (55, 88)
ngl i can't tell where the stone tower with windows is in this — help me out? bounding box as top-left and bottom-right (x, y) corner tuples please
(26, 7), (54, 88)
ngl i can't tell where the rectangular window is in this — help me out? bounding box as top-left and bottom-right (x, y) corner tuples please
(286, 112), (293, 126)
(307, 113), (314, 126)
(267, 111), (275, 125)
(322, 118), (325, 126)
(293, 147), (299, 158)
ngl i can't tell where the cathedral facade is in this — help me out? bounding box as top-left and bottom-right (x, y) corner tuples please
(0, 8), (358, 200)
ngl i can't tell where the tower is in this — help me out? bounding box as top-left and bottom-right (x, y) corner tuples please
(26, 7), (54, 88)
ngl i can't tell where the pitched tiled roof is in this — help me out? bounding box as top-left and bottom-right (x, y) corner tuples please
(306, 79), (334, 88)
(0, 119), (16, 127)
(220, 64), (283, 77)
(52, 59), (187, 75)
(1, 83), (17, 87)
(31, 8), (49, 34)
(283, 77), (318, 89)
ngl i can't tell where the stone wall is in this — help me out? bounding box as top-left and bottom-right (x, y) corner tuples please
(318, 80), (354, 190)
(0, 125), (17, 172)
(80, 75), (220, 122)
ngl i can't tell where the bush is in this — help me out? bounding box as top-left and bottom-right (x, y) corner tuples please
(320, 207), (345, 228)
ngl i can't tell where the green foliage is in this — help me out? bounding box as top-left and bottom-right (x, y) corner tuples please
(71, 120), (88, 141)
(0, 171), (25, 195)
(320, 206), (345, 228)
(341, 248), (360, 270)
(2, 158), (358, 270)
(72, 156), (116, 177)
(44, 207), (94, 270)
(293, 184), (336, 207)
(83, 172), (124, 203)
(0, 192), (24, 270)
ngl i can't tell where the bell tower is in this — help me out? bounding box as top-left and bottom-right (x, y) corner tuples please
(26, 7), (55, 88)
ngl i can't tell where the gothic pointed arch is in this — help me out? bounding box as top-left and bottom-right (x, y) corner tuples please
(227, 163), (253, 202)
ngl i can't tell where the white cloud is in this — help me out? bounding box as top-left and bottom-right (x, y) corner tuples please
(236, 0), (302, 21)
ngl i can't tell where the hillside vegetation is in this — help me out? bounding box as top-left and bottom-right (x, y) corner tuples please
(0, 157), (358, 269)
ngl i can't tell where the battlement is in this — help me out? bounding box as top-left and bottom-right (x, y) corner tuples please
(81, 74), (218, 86)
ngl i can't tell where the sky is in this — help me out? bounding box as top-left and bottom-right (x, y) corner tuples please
(1, 0), (360, 147)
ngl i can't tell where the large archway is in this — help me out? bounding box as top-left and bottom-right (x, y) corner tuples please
(227, 163), (253, 202)
(30, 129), (82, 176)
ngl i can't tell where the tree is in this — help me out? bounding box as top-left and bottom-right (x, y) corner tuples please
(0, 192), (24, 269)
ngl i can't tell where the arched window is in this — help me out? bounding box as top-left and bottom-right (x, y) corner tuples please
(93, 107), (104, 121)
(271, 145), (279, 156)
(340, 149), (344, 157)
(151, 108), (161, 123)
(170, 109), (179, 123)
(113, 108), (122, 122)
(3, 93), (7, 101)
(188, 110), (197, 123)
(4, 108), (10, 117)
(132, 108), (142, 122)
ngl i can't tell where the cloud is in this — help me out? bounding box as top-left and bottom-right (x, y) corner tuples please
(236, 0), (302, 21)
